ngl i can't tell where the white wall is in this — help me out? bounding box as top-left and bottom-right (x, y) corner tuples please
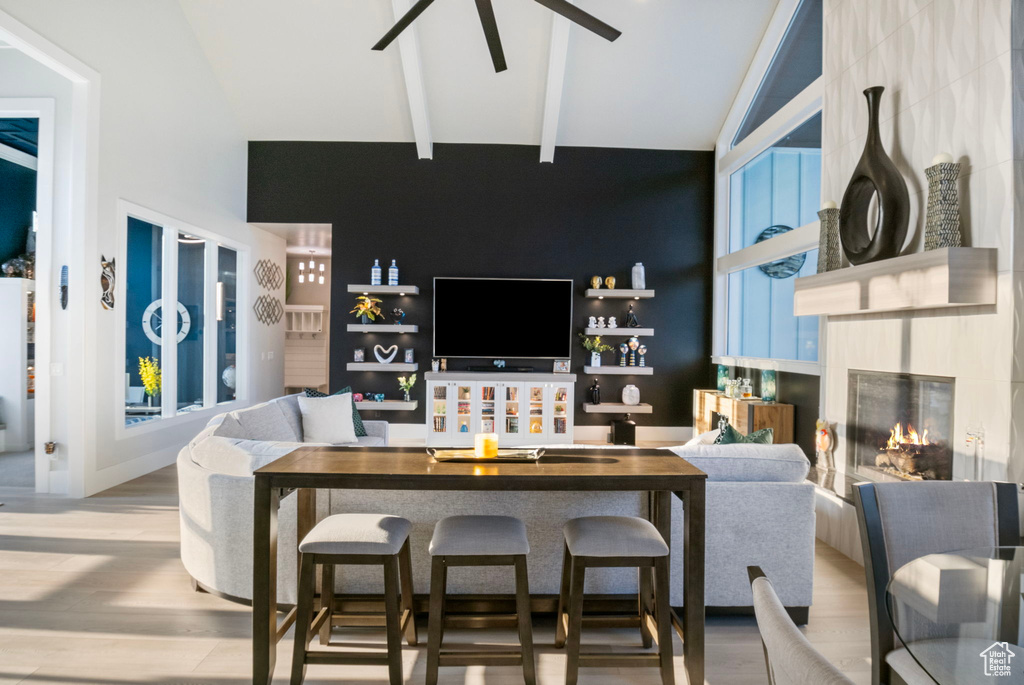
(0, 1), (286, 495)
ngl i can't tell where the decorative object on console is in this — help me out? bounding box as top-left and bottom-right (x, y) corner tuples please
(350, 295), (383, 323)
(739, 378), (753, 399)
(604, 276), (616, 289)
(816, 202), (842, 273)
(607, 316), (617, 328)
(404, 348), (415, 363)
(590, 275), (602, 289)
(373, 393), (385, 402)
(388, 259), (399, 286)
(100, 255), (116, 310)
(755, 227), (806, 278)
(618, 342), (628, 366)
(624, 303), (640, 327)
(391, 307), (406, 323)
(637, 344), (647, 367)
(397, 373), (417, 402)
(253, 295), (283, 325)
(627, 336), (640, 366)
(440, 358), (447, 372)
(596, 316), (606, 328)
(924, 153), (962, 250)
(622, 384), (640, 406)
(353, 393), (364, 402)
(354, 348), (365, 362)
(432, 359), (440, 372)
(587, 316), (597, 328)
(373, 344), (399, 364)
(60, 265), (68, 310)
(760, 368), (777, 403)
(493, 359), (506, 369)
(253, 259), (284, 290)
(814, 419), (835, 471)
(371, 259), (382, 286)
(716, 364), (729, 392)
(839, 86), (910, 265)
(631, 262), (646, 290)
(474, 432), (499, 458)
(553, 359), (570, 373)
(589, 378), (601, 405)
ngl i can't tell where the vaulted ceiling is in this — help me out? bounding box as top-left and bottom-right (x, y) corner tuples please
(178, 0), (777, 155)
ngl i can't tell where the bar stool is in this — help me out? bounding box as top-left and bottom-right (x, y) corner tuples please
(426, 515), (537, 685)
(290, 513), (417, 685)
(555, 516), (674, 685)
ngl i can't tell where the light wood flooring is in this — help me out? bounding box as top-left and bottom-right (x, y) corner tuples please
(0, 467), (872, 684)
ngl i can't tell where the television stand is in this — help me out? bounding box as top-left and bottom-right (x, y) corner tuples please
(465, 365), (535, 372)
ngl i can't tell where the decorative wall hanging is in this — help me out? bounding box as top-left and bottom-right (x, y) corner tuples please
(816, 203), (842, 272)
(755, 226), (806, 278)
(839, 86), (910, 265)
(253, 294), (283, 325)
(373, 344), (398, 364)
(60, 265), (68, 310)
(100, 256), (115, 309)
(924, 153), (962, 250)
(253, 259), (284, 290)
(143, 299), (191, 344)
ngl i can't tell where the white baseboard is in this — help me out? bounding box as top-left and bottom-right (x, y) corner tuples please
(87, 444), (180, 496)
(388, 424), (693, 445)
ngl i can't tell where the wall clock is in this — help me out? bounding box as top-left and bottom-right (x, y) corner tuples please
(142, 299), (191, 345)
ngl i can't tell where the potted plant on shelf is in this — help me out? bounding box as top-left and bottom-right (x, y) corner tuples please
(138, 356), (162, 408)
(350, 295), (383, 323)
(397, 373), (417, 402)
(579, 334), (613, 367)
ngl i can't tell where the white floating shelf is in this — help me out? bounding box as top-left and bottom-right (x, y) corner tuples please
(583, 403), (653, 414)
(355, 400), (419, 411)
(584, 328), (654, 337)
(346, 363), (419, 372)
(793, 247), (997, 317)
(583, 366), (654, 375)
(348, 284), (419, 296)
(585, 289), (654, 299)
(346, 324), (419, 333)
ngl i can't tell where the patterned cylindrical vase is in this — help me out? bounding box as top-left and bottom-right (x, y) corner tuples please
(716, 364), (729, 392)
(760, 369), (777, 403)
(924, 161), (962, 250)
(816, 207), (842, 272)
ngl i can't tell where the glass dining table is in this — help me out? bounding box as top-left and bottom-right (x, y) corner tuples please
(887, 546), (1024, 683)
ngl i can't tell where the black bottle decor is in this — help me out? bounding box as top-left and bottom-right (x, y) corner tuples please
(839, 86), (910, 265)
(589, 378), (601, 405)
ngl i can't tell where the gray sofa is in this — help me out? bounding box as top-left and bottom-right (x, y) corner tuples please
(178, 394), (815, 614)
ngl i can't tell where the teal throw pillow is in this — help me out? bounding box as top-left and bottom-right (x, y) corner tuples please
(716, 422), (773, 445)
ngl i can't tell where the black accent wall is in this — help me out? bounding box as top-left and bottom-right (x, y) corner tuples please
(248, 142), (715, 427)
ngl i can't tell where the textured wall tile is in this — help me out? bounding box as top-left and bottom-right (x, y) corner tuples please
(846, 56), (873, 140)
(933, 70), (981, 174)
(897, 1), (937, 110)
(1013, 50), (1024, 161)
(870, 29), (904, 122)
(933, 0), (981, 86)
(963, 162), (1012, 269)
(824, 5), (846, 84)
(979, 0), (1012, 64)
(843, 0), (872, 64)
(824, 78), (843, 156)
(977, 51), (1013, 169)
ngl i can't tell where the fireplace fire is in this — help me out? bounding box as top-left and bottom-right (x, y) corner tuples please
(874, 422), (951, 480)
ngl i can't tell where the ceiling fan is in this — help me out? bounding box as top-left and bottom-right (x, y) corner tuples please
(372, 0), (621, 73)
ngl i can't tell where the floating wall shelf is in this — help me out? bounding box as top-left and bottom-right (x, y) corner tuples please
(346, 324), (419, 334)
(793, 247), (997, 317)
(583, 402), (653, 414)
(355, 400), (418, 411)
(347, 284), (419, 296)
(583, 366), (654, 375)
(346, 362), (419, 372)
(585, 289), (654, 299)
(584, 328), (654, 337)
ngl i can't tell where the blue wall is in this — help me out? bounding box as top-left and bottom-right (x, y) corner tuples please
(0, 157), (36, 264)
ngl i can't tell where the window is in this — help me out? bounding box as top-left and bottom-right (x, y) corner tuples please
(121, 204), (244, 428)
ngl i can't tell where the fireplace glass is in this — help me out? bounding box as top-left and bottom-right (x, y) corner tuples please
(847, 370), (954, 481)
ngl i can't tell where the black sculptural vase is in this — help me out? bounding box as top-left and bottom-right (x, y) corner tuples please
(839, 86), (910, 265)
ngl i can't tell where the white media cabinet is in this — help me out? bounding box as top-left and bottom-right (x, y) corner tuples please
(425, 372), (575, 447)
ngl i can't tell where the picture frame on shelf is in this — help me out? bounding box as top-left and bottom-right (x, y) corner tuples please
(353, 348), (365, 362)
(553, 359), (570, 373)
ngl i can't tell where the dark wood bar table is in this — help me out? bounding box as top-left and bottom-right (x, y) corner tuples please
(252, 446), (707, 685)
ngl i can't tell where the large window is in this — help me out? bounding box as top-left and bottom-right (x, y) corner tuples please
(121, 204), (243, 428)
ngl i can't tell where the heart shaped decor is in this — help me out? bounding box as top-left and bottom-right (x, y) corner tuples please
(374, 344), (399, 364)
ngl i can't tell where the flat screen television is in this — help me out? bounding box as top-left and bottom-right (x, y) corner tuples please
(433, 277), (573, 359)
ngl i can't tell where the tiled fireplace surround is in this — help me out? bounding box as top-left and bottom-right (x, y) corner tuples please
(813, 0), (1024, 562)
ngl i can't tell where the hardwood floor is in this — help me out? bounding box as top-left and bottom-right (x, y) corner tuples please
(0, 467), (872, 684)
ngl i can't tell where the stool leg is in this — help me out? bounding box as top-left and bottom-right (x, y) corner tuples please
(290, 552), (316, 685)
(564, 557), (587, 685)
(639, 565), (653, 649)
(513, 555), (537, 685)
(319, 562), (335, 646)
(383, 555), (404, 685)
(398, 539), (418, 646)
(426, 556), (447, 685)
(654, 556), (675, 685)
(554, 542), (571, 648)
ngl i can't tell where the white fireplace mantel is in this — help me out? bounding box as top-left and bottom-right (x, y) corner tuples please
(793, 247), (997, 317)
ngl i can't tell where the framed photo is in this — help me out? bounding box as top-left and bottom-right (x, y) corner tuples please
(553, 359), (570, 373)
(404, 348), (415, 364)
(354, 347), (365, 362)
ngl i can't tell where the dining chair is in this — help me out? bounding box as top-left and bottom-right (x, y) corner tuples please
(853, 481), (1019, 685)
(747, 566), (853, 685)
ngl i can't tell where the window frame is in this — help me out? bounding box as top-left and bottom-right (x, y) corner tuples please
(712, 0), (824, 376)
(114, 199), (249, 438)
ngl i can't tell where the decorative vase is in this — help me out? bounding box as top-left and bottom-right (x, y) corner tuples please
(360, 314), (370, 324)
(403, 390), (411, 402)
(924, 161), (962, 249)
(590, 351), (602, 367)
(760, 369), (777, 403)
(839, 86), (910, 265)
(716, 364), (729, 392)
(631, 262), (646, 289)
(622, 384), (640, 406)
(816, 207), (842, 272)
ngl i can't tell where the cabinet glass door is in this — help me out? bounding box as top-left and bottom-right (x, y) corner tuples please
(502, 383), (521, 438)
(528, 384), (546, 437)
(430, 383), (449, 436)
(456, 384), (473, 436)
(551, 385), (570, 436)
(478, 383), (497, 434)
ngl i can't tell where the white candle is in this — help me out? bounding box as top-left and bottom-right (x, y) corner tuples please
(932, 152), (953, 165)
(822, 200), (838, 210)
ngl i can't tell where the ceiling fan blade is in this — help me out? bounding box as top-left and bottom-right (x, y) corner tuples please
(533, 0), (621, 42)
(372, 0), (437, 51)
(474, 0), (507, 72)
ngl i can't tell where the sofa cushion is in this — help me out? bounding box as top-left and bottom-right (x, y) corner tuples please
(667, 443), (809, 483)
(304, 386), (368, 437)
(298, 393), (357, 444)
(190, 436), (327, 476)
(716, 422), (773, 445)
(211, 413), (248, 440)
(685, 428), (720, 446)
(271, 394), (305, 441)
(357, 435), (386, 447)
(233, 401), (300, 442)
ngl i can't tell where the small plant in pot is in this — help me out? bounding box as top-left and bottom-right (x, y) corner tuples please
(350, 295), (383, 323)
(579, 334), (613, 367)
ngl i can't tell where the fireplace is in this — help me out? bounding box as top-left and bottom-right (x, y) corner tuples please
(847, 370), (954, 482)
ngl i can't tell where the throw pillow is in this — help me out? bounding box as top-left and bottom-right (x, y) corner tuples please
(684, 428), (721, 447)
(298, 393), (357, 445)
(716, 422), (774, 445)
(305, 386), (367, 437)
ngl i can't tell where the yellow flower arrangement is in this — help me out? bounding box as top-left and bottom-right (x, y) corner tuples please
(138, 356), (162, 397)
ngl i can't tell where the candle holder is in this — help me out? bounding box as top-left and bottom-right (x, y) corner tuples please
(816, 207), (842, 272)
(924, 161), (962, 250)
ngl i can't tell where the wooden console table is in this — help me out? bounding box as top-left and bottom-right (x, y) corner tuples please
(692, 389), (794, 444)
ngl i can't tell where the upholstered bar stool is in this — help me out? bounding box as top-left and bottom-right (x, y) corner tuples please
(426, 515), (537, 685)
(290, 513), (417, 685)
(555, 516), (675, 685)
